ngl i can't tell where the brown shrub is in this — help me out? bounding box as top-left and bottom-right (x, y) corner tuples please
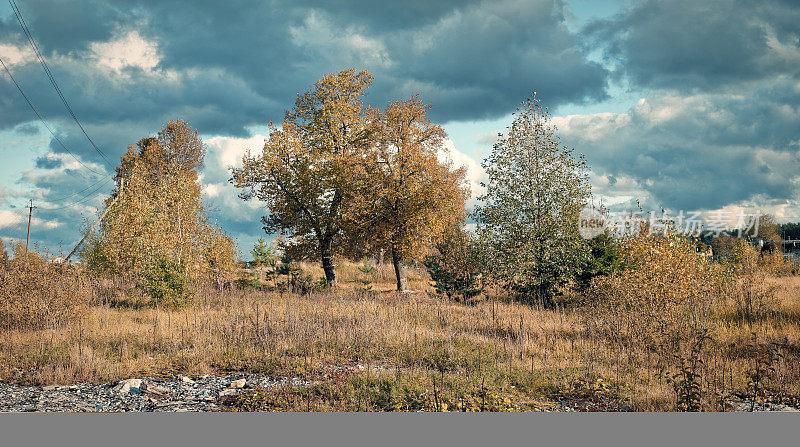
(0, 245), (95, 330)
(587, 234), (723, 361)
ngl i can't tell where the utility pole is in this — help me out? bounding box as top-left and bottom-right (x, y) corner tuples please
(26, 199), (36, 251)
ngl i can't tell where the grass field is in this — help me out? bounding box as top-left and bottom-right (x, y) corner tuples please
(3, 259), (800, 411)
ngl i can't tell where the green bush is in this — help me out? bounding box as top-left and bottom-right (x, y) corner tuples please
(424, 227), (486, 301)
(576, 233), (623, 290)
(82, 237), (118, 277)
(142, 258), (192, 308)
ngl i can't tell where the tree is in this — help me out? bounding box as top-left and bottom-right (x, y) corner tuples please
(352, 96), (470, 292)
(575, 233), (623, 290)
(231, 69), (374, 287)
(86, 120), (235, 297)
(248, 237), (277, 283)
(424, 226), (486, 300)
(250, 237), (278, 269)
(780, 222), (800, 240)
(474, 94), (591, 305)
(204, 228), (238, 289)
(757, 214), (781, 242)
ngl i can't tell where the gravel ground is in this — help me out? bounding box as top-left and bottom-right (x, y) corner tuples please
(0, 374), (311, 413)
(2, 374), (796, 412)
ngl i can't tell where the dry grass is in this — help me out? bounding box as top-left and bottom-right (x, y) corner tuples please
(0, 266), (618, 410)
(3, 254), (800, 411)
(296, 261), (429, 291)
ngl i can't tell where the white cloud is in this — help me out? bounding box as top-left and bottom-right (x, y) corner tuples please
(289, 10), (393, 68)
(551, 112), (632, 142)
(202, 183), (221, 198)
(206, 134), (266, 171)
(0, 43), (34, 66)
(0, 210), (24, 229)
(90, 31), (170, 80)
(440, 138), (486, 201)
(476, 132), (500, 146)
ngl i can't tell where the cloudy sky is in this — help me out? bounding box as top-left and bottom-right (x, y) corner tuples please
(1, 0), (799, 255)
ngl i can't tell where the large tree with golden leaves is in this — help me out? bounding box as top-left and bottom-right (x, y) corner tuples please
(87, 120), (234, 285)
(351, 96), (470, 292)
(231, 69), (374, 287)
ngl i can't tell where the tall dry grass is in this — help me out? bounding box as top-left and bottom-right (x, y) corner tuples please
(2, 244), (800, 411)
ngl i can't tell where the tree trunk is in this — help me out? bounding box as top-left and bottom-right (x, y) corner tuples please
(320, 243), (337, 288)
(391, 245), (409, 293)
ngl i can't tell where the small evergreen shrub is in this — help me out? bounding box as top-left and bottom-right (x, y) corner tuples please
(424, 227), (486, 301)
(142, 258), (192, 308)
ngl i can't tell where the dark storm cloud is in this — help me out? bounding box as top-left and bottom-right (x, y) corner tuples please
(583, 0), (800, 91)
(34, 154), (62, 169)
(1, 0), (610, 251)
(1, 0), (607, 139)
(5, 0), (799, 250)
(561, 0), (800, 215)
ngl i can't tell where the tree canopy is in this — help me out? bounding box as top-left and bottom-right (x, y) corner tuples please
(231, 69), (375, 286)
(86, 120), (234, 294)
(475, 94), (591, 305)
(352, 96), (470, 291)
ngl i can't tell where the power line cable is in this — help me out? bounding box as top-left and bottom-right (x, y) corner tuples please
(42, 177), (113, 211)
(9, 0), (115, 169)
(0, 56), (105, 175)
(46, 174), (109, 202)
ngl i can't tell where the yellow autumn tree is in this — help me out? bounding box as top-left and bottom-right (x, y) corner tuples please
(350, 96), (470, 291)
(86, 120), (235, 299)
(231, 69), (374, 287)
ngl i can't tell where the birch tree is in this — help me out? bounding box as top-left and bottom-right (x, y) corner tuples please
(474, 94), (591, 305)
(88, 120), (235, 291)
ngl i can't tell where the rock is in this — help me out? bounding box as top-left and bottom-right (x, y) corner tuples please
(180, 376), (195, 384)
(42, 385), (61, 391)
(219, 389), (238, 397)
(229, 379), (246, 389)
(116, 378), (143, 395)
(145, 384), (172, 398)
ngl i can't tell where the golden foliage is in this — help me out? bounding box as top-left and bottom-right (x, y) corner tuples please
(232, 69), (375, 286)
(1, 245), (94, 330)
(353, 96), (470, 260)
(588, 234), (723, 355)
(87, 119), (235, 289)
(232, 71), (469, 290)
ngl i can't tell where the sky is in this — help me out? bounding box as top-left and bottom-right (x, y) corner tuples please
(1, 0), (799, 256)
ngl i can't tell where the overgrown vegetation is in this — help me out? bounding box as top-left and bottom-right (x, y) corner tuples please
(0, 244), (94, 331)
(83, 120), (236, 306)
(3, 71), (800, 412)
